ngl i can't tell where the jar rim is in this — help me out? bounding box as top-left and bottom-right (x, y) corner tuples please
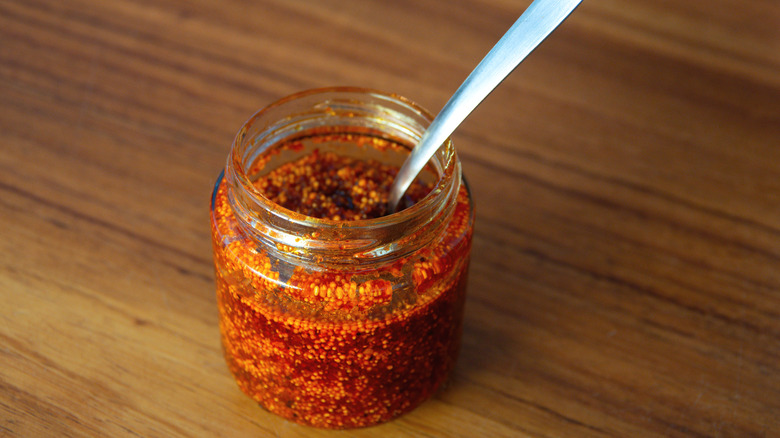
(225, 87), (462, 265)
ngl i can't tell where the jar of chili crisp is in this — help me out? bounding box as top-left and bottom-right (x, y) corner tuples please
(210, 87), (474, 429)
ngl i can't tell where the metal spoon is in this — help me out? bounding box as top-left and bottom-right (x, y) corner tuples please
(387, 0), (582, 213)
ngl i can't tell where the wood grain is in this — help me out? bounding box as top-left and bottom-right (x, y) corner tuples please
(1, 0), (778, 436)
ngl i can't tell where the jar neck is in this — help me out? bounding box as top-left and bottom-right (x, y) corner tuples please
(225, 87), (461, 268)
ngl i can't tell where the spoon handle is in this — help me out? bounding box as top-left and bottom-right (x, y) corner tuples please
(388, 0), (583, 212)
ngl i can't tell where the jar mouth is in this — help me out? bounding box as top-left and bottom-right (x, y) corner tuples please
(225, 87), (461, 266)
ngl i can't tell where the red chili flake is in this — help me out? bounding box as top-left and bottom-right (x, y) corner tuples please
(211, 133), (473, 429)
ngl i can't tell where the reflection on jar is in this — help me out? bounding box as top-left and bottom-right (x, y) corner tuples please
(210, 87), (474, 429)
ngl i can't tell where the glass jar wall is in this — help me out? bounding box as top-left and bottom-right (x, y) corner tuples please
(210, 87), (474, 429)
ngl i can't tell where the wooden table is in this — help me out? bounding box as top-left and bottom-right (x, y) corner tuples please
(2, 1), (778, 436)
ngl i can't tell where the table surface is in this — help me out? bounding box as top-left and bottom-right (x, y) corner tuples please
(2, 0), (779, 436)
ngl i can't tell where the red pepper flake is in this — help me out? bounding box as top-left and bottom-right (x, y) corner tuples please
(211, 134), (473, 429)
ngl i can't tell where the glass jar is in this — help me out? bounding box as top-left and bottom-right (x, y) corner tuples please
(210, 87), (474, 429)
